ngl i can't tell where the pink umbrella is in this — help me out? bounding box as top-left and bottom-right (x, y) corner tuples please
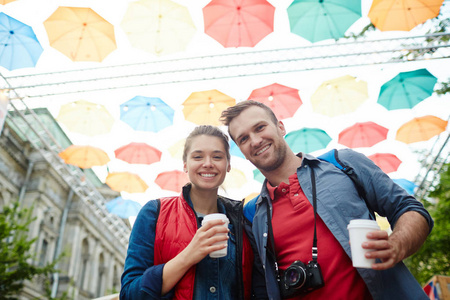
(368, 153), (402, 173)
(155, 170), (189, 192)
(114, 142), (162, 165)
(338, 121), (388, 148)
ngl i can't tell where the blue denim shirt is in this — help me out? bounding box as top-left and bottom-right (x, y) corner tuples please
(120, 194), (240, 300)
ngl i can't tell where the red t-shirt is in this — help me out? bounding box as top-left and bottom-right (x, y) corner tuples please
(267, 173), (372, 300)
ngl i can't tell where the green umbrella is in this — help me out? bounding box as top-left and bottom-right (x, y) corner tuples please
(253, 169), (265, 183)
(285, 127), (332, 153)
(287, 0), (362, 43)
(377, 68), (437, 110)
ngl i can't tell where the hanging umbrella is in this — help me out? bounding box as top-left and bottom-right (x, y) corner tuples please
(223, 168), (247, 189)
(368, 153), (402, 173)
(311, 75), (368, 117)
(182, 89), (235, 126)
(253, 169), (265, 183)
(0, 12), (43, 71)
(58, 145), (110, 169)
(203, 0), (275, 48)
(247, 83), (302, 120)
(0, 0), (17, 4)
(120, 96), (174, 132)
(377, 69), (437, 110)
(244, 192), (259, 204)
(105, 172), (149, 193)
(168, 138), (185, 160)
(395, 115), (448, 144)
(114, 142), (162, 165)
(44, 6), (116, 62)
(287, 0), (362, 43)
(121, 0), (196, 56)
(392, 178), (417, 195)
(338, 121), (389, 148)
(368, 0), (444, 31)
(230, 140), (245, 159)
(155, 170), (189, 192)
(106, 196), (143, 219)
(56, 100), (114, 136)
(285, 128), (332, 153)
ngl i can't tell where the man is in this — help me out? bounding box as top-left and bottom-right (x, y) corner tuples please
(220, 100), (433, 300)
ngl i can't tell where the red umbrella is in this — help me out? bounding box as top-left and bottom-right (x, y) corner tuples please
(202, 0), (275, 47)
(247, 83), (302, 120)
(338, 121), (388, 148)
(114, 142), (162, 165)
(155, 170), (189, 193)
(368, 153), (402, 173)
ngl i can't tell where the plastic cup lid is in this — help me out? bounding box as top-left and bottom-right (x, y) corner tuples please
(202, 213), (229, 224)
(347, 219), (380, 230)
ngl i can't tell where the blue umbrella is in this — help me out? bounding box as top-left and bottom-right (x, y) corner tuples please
(0, 12), (43, 71)
(392, 178), (417, 195)
(285, 127), (332, 153)
(106, 196), (142, 219)
(120, 96), (174, 132)
(230, 140), (245, 159)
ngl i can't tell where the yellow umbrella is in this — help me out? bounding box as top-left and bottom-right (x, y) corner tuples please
(59, 145), (110, 169)
(105, 172), (149, 193)
(44, 6), (116, 62)
(168, 138), (185, 160)
(244, 192), (260, 204)
(121, 0), (196, 56)
(311, 75), (368, 117)
(222, 168), (247, 190)
(395, 115), (448, 144)
(56, 100), (115, 136)
(368, 0), (444, 31)
(182, 89), (235, 126)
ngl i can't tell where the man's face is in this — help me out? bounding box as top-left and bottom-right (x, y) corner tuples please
(228, 106), (287, 172)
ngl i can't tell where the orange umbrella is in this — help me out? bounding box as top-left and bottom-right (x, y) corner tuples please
(182, 89), (235, 126)
(368, 0), (444, 31)
(0, 0), (16, 5)
(114, 142), (162, 165)
(59, 145), (110, 169)
(395, 115), (448, 144)
(56, 100), (115, 136)
(106, 172), (149, 193)
(368, 153), (402, 173)
(44, 6), (116, 62)
(222, 168), (247, 189)
(247, 83), (302, 120)
(338, 121), (388, 148)
(155, 170), (189, 192)
(203, 0), (275, 47)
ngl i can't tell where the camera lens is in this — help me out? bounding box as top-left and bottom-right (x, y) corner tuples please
(284, 265), (307, 289)
(287, 269), (300, 283)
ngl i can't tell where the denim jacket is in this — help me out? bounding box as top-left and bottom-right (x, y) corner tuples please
(244, 149), (433, 300)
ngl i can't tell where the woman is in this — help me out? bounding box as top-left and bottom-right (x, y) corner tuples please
(120, 125), (263, 299)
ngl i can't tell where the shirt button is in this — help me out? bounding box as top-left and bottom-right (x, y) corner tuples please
(210, 286), (216, 293)
(263, 233), (268, 237)
(282, 188), (286, 193)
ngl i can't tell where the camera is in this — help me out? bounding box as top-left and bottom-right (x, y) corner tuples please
(279, 260), (324, 298)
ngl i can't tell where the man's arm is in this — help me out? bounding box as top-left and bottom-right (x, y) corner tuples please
(362, 211), (430, 270)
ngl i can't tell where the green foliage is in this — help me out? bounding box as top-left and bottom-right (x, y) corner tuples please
(0, 201), (56, 299)
(405, 163), (450, 285)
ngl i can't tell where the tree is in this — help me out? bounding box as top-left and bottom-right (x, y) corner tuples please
(0, 201), (56, 299)
(405, 163), (450, 285)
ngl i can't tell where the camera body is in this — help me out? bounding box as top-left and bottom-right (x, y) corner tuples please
(279, 260), (324, 298)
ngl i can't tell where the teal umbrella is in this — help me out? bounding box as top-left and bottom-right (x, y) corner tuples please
(285, 127), (332, 153)
(253, 169), (265, 183)
(377, 68), (437, 110)
(287, 0), (362, 43)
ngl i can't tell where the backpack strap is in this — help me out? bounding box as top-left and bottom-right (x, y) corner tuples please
(318, 149), (375, 219)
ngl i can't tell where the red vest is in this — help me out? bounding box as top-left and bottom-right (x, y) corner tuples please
(154, 194), (253, 300)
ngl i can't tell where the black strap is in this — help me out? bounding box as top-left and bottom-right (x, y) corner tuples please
(310, 167), (318, 263)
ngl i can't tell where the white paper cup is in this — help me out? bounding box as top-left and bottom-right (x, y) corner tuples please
(201, 213), (229, 258)
(347, 219), (380, 268)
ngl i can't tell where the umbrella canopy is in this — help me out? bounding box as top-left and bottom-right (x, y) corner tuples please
(230, 140), (245, 159)
(203, 0), (275, 47)
(155, 170), (189, 192)
(44, 6), (116, 62)
(56, 100), (114, 136)
(182, 89), (235, 126)
(168, 138), (185, 160)
(395, 115), (448, 144)
(0, 12), (43, 71)
(392, 178), (417, 195)
(253, 169), (265, 183)
(338, 121), (389, 148)
(105, 172), (149, 193)
(222, 168), (247, 189)
(311, 75), (368, 117)
(106, 196), (142, 219)
(0, 0), (17, 4)
(114, 142), (162, 165)
(59, 145), (110, 169)
(120, 96), (174, 132)
(377, 68), (437, 110)
(368, 153), (402, 173)
(285, 127), (332, 153)
(247, 83), (302, 120)
(368, 0), (444, 31)
(121, 0), (196, 56)
(287, 0), (362, 43)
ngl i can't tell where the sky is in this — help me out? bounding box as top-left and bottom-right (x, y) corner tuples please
(1, 0), (449, 209)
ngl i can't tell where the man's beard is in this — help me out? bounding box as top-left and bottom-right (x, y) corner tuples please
(255, 141), (287, 172)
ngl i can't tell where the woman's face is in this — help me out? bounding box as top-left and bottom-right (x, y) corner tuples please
(183, 134), (231, 191)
